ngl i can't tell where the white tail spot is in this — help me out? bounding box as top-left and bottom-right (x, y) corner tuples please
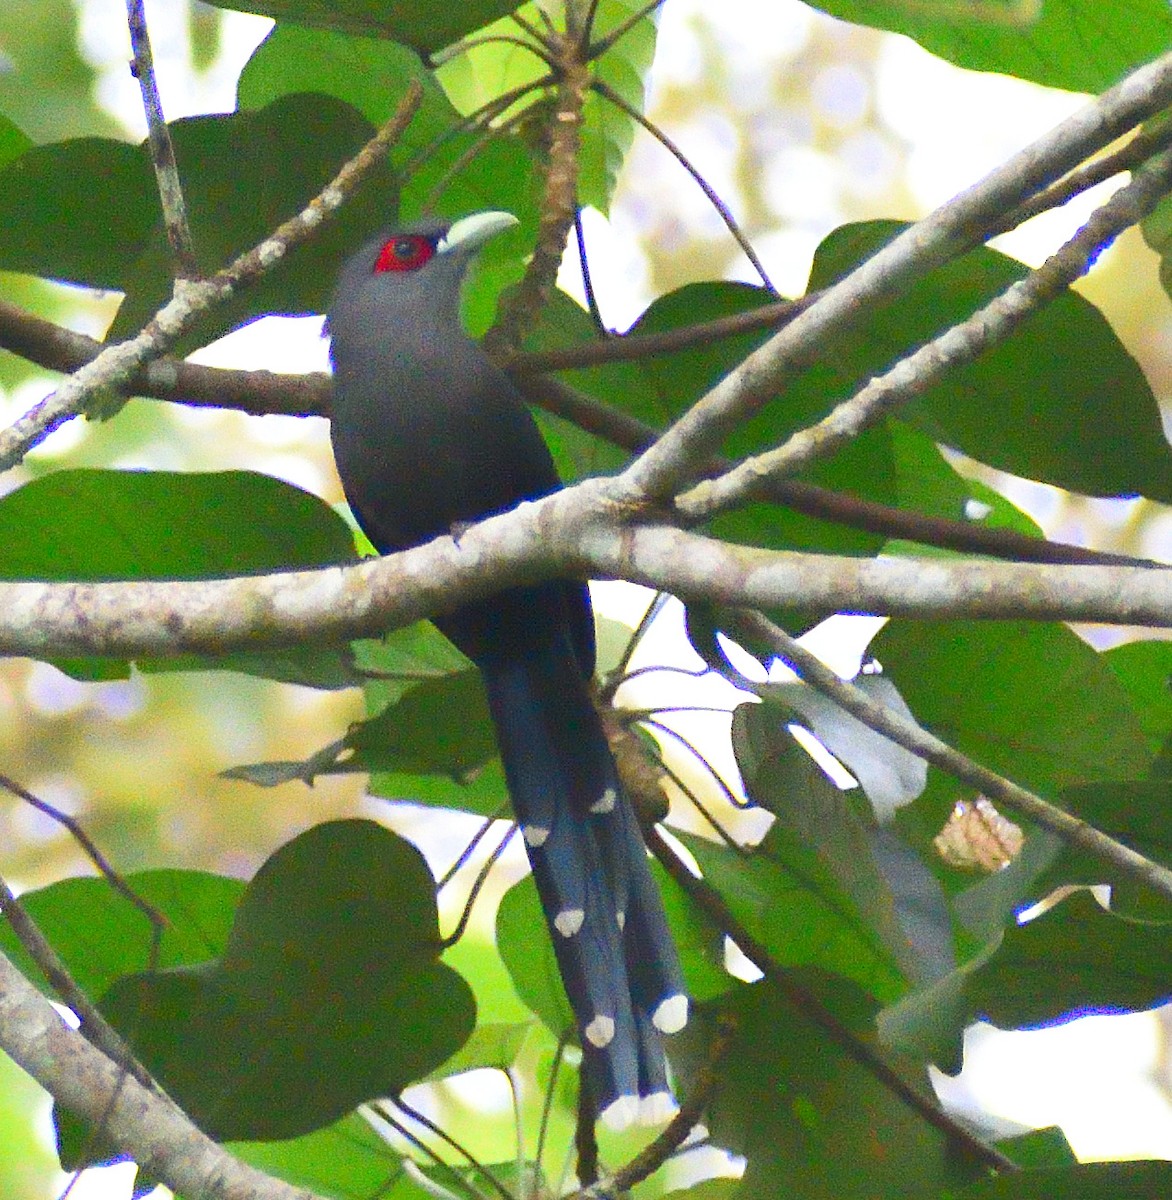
(590, 788), (617, 814)
(639, 1091), (678, 1125)
(554, 908), (585, 937)
(600, 1093), (640, 1131)
(522, 825), (549, 847)
(652, 993), (689, 1034)
(585, 1014), (615, 1048)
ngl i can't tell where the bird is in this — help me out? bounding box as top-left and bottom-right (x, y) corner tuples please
(326, 211), (687, 1127)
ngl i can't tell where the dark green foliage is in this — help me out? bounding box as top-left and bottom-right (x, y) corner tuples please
(2, 0), (1172, 1195)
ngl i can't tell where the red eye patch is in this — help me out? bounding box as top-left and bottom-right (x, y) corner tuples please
(373, 234), (437, 273)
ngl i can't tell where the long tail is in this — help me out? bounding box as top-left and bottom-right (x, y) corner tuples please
(481, 633), (687, 1126)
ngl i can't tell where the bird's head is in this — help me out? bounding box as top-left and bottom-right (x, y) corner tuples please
(329, 210), (520, 337)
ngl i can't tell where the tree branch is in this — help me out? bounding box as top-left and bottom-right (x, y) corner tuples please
(485, 34), (590, 359)
(678, 143), (1172, 520)
(0, 949), (332, 1200)
(0, 494), (1169, 661)
(0, 303), (1155, 569)
(645, 828), (1018, 1173)
(0, 80), (423, 472)
(729, 610), (1172, 901)
(0, 875), (155, 1088)
(126, 0), (199, 280)
(612, 48), (1172, 506)
(590, 78), (774, 292)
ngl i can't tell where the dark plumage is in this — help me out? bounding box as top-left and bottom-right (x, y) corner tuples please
(327, 212), (687, 1125)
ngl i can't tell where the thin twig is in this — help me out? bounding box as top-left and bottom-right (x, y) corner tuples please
(421, 102), (536, 215)
(600, 591), (671, 703)
(392, 1095), (515, 1200)
(995, 119), (1172, 234)
(571, 1013), (738, 1198)
(0, 80), (424, 472)
(586, 0), (669, 61)
(430, 33), (556, 70)
(591, 78), (775, 292)
(513, 295), (811, 370)
(436, 812), (503, 891)
(733, 609), (1172, 902)
(371, 1102), (490, 1200)
(637, 722), (749, 835)
(441, 823), (517, 947)
(646, 827), (1019, 1174)
(535, 1031), (570, 1177)
(125, 0), (199, 279)
(574, 208), (609, 334)
(0, 875), (154, 1088)
(0, 774), (166, 935)
(397, 76), (553, 186)
(574, 0), (604, 50)
(574, 1077), (599, 1187)
(678, 145), (1172, 521)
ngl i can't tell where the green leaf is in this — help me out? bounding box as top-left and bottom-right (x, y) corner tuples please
(881, 892), (1172, 1077)
(813, 0), (1172, 94)
(0, 115), (31, 171)
(872, 620), (1153, 800)
(886, 418), (1047, 554)
(1104, 639), (1172, 757)
(951, 1159), (1172, 1198)
(995, 1125), (1077, 1170)
(60, 820), (476, 1151)
(1039, 779), (1172, 918)
(230, 1114), (403, 1200)
(0, 94), (400, 353)
(0, 870), (243, 1003)
(225, 668), (499, 790)
(424, 1019), (534, 1080)
(496, 875), (575, 1037)
(201, 0), (521, 54)
(676, 826), (910, 1001)
(0, 469), (355, 581)
(732, 703), (944, 985)
(688, 980), (981, 1199)
(236, 23), (540, 337)
(0, 468), (360, 686)
(0, 137), (155, 289)
(807, 221), (1172, 502)
(752, 676), (928, 819)
(348, 669), (498, 777)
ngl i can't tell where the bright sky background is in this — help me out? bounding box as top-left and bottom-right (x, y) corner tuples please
(17, 0), (1172, 1194)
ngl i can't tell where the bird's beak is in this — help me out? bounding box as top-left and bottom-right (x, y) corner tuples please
(438, 211), (520, 257)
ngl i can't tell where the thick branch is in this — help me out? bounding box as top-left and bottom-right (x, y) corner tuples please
(612, 48), (1172, 505)
(679, 145), (1172, 519)
(0, 82), (423, 472)
(0, 950), (330, 1200)
(0, 305), (1155, 569)
(0, 493), (1170, 662)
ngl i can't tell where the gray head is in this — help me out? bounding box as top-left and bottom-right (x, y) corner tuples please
(328, 211), (519, 339)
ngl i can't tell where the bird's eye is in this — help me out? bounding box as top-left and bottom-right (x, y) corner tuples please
(373, 235), (437, 274)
